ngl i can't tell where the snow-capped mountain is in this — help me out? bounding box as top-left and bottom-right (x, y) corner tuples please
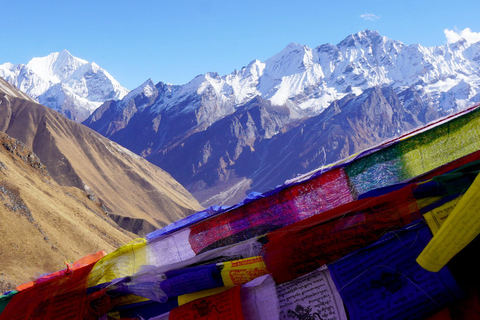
(149, 30), (479, 116)
(88, 30), (480, 137)
(256, 29), (480, 113)
(0, 50), (128, 121)
(84, 30), (480, 205)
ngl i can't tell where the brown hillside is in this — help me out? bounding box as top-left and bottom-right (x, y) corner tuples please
(0, 132), (134, 289)
(0, 78), (202, 236)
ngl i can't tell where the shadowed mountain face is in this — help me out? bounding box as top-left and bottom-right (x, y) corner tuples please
(146, 96), (293, 205)
(249, 86), (441, 190)
(0, 78), (202, 236)
(144, 86), (441, 206)
(86, 81), (441, 207)
(86, 80), (445, 206)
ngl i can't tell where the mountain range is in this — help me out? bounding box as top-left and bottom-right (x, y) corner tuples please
(82, 30), (480, 205)
(3, 30), (480, 206)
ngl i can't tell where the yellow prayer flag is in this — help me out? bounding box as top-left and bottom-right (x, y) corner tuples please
(417, 173), (480, 272)
(424, 196), (462, 235)
(178, 256), (268, 305)
(221, 256), (268, 287)
(178, 287), (229, 306)
(88, 238), (147, 287)
(416, 195), (442, 211)
(402, 110), (480, 178)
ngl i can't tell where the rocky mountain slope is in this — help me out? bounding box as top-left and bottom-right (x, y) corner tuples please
(0, 50), (128, 121)
(0, 78), (202, 236)
(82, 30), (478, 206)
(0, 129), (133, 290)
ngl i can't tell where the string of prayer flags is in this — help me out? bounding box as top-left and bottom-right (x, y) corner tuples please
(5, 104), (480, 319)
(346, 105), (480, 196)
(111, 235), (263, 305)
(106, 256), (267, 303)
(145, 211), (265, 269)
(329, 222), (464, 320)
(188, 167), (352, 254)
(263, 184), (420, 283)
(188, 192), (298, 254)
(105, 263), (223, 303)
(144, 232), (263, 284)
(356, 149), (480, 201)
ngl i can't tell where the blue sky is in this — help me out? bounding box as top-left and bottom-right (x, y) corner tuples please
(1, 0), (480, 89)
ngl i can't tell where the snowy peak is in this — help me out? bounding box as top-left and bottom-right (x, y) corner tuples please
(265, 42), (318, 78)
(240, 59), (265, 79)
(125, 78), (157, 100)
(0, 50), (128, 121)
(26, 49), (87, 83)
(119, 78), (158, 112)
(339, 30), (383, 47)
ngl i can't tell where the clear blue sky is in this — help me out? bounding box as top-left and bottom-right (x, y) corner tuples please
(1, 0), (480, 89)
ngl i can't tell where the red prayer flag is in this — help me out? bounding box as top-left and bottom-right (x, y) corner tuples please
(0, 251), (105, 320)
(189, 168), (353, 254)
(170, 286), (244, 320)
(263, 184), (420, 283)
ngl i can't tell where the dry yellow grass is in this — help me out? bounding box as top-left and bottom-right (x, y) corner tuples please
(0, 132), (133, 287)
(0, 86), (202, 235)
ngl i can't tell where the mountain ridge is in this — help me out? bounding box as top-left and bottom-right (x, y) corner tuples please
(0, 78), (202, 234)
(84, 29), (480, 141)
